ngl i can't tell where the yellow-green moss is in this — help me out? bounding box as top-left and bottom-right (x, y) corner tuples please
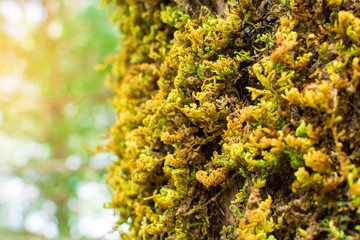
(102, 0), (360, 239)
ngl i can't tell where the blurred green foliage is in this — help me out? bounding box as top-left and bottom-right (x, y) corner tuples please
(0, 0), (119, 239)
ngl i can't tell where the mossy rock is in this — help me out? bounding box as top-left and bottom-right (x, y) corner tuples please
(102, 0), (360, 239)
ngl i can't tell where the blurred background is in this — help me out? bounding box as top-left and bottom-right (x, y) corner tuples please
(0, 0), (121, 239)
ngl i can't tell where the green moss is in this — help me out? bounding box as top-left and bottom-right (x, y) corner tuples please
(102, 0), (360, 239)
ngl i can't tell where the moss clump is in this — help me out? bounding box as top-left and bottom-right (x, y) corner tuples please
(101, 0), (360, 239)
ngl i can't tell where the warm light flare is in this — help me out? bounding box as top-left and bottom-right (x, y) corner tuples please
(0, 0), (118, 239)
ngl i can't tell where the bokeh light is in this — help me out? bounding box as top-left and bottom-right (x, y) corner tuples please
(0, 0), (119, 239)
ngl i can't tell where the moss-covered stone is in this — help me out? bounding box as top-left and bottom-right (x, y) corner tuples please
(101, 0), (360, 238)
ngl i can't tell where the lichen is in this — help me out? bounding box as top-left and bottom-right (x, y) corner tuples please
(102, 0), (360, 239)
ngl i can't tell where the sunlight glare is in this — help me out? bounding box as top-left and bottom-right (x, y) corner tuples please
(90, 152), (117, 169)
(1, 22), (28, 41)
(47, 21), (63, 39)
(65, 155), (82, 171)
(24, 210), (45, 233)
(24, 1), (47, 24)
(42, 200), (57, 215)
(77, 181), (106, 201)
(42, 221), (59, 239)
(0, 1), (22, 23)
(7, 209), (23, 230)
(77, 210), (120, 239)
(3, 177), (25, 199)
(0, 72), (24, 95)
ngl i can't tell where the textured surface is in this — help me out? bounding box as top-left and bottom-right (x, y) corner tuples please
(102, 0), (360, 239)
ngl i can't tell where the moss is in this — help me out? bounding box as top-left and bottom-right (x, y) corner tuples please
(102, 0), (360, 239)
